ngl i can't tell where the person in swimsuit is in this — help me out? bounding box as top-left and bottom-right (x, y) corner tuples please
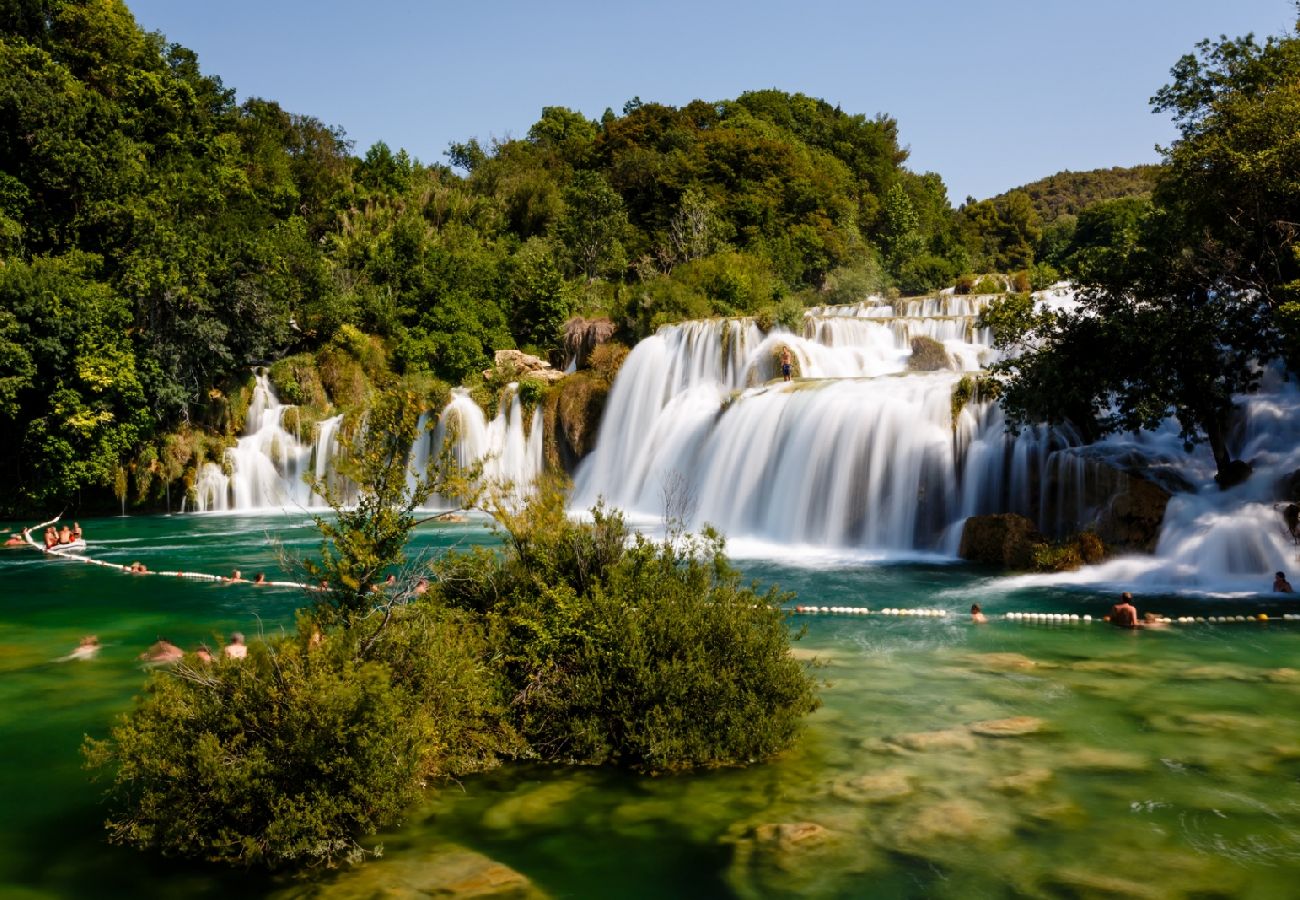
(1108, 592), (1139, 628)
(781, 347), (793, 382)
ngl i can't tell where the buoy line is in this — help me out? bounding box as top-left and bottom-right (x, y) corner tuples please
(20, 516), (316, 590)
(789, 607), (1300, 623)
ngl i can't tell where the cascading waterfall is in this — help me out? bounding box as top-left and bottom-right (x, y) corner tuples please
(573, 293), (1073, 553)
(412, 385), (544, 505)
(576, 289), (1300, 589)
(197, 374), (544, 513)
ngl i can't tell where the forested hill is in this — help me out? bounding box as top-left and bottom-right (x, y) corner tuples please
(985, 165), (1161, 225)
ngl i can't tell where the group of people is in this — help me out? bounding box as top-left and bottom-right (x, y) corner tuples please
(41, 523), (82, 549)
(138, 632), (246, 664)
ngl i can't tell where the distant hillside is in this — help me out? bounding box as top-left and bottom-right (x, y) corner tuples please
(990, 165), (1161, 224)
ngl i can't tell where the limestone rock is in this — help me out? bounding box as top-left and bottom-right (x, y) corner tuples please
(958, 513), (1045, 569)
(491, 349), (565, 384)
(1041, 867), (1165, 900)
(882, 799), (1010, 851)
(1056, 747), (1148, 772)
(990, 768), (1053, 795)
(963, 652), (1041, 672)
(968, 716), (1046, 737)
(908, 336), (952, 371)
(724, 820), (879, 900)
(543, 371), (609, 472)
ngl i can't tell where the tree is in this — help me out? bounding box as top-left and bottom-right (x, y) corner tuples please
(988, 13), (1300, 485)
(556, 170), (628, 280)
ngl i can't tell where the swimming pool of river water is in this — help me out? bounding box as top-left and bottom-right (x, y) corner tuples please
(2, 514), (1297, 898)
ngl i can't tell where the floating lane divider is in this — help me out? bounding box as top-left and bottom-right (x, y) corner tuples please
(790, 607), (1300, 623)
(20, 516), (317, 590)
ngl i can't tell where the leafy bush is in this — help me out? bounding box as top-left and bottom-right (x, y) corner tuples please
(971, 274), (1006, 295)
(436, 487), (820, 772)
(83, 610), (514, 869)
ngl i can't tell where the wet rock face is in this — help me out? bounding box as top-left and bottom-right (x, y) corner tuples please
(543, 372), (609, 473)
(958, 513), (1044, 569)
(1090, 473), (1170, 552)
(907, 336), (952, 371)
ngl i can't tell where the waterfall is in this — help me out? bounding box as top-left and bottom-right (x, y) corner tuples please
(190, 372), (340, 512)
(413, 385), (544, 508)
(573, 294), (1070, 552)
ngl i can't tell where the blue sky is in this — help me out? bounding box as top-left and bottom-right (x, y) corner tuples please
(123, 0), (1295, 202)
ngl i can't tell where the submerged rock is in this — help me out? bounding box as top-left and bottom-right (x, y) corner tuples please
(962, 652), (1042, 672)
(1040, 867), (1165, 900)
(723, 820), (880, 899)
(880, 798), (1012, 853)
(990, 768), (1054, 795)
(1056, 747), (1149, 772)
(284, 843), (544, 899)
(886, 727), (977, 753)
(968, 716), (1047, 738)
(830, 770), (916, 804)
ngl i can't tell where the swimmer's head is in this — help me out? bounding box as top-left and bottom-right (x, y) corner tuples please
(1121, 592), (1133, 601)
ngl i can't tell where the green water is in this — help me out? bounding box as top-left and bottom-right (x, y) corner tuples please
(2, 515), (1298, 898)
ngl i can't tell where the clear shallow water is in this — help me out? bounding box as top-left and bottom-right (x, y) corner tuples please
(2, 515), (1298, 898)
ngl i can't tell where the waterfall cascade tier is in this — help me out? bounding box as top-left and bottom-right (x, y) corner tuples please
(193, 374), (543, 513)
(573, 290), (1300, 590)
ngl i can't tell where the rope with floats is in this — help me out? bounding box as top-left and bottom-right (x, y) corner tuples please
(19, 515), (316, 590)
(790, 607), (1300, 624)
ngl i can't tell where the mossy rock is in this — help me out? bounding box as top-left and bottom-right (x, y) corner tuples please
(908, 336), (951, 372)
(317, 346), (372, 410)
(268, 353), (329, 408)
(542, 371), (610, 473)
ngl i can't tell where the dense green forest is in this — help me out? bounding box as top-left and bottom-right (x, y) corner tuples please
(2, 0), (1295, 511)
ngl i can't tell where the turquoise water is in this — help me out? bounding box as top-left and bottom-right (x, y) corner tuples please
(2, 515), (1298, 898)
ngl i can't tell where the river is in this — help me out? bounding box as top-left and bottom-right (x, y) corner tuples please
(2, 513), (1297, 898)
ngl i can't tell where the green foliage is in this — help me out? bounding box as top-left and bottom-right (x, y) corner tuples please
(971, 275), (1007, 295)
(434, 485), (820, 772)
(990, 18), (1300, 478)
(306, 386), (471, 620)
(986, 166), (1160, 226)
(1030, 532), (1107, 572)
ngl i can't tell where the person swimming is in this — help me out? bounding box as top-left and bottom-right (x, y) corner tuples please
(1273, 571), (1293, 592)
(139, 639), (183, 664)
(59, 635), (101, 661)
(1107, 592), (1140, 628)
(224, 632), (248, 659)
(970, 603), (988, 623)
